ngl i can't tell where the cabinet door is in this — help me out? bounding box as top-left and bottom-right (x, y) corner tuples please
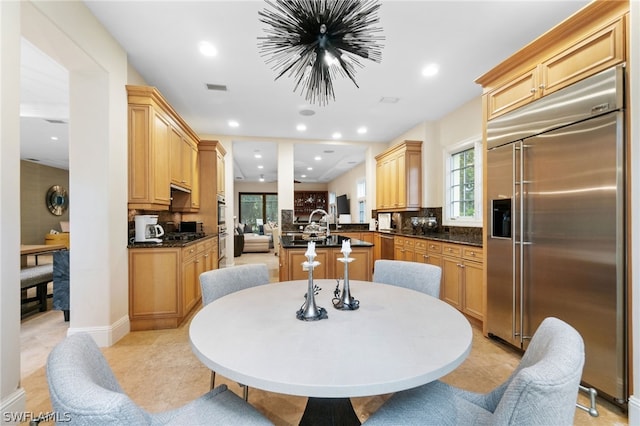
(129, 249), (179, 318)
(331, 248), (372, 281)
(189, 144), (200, 209)
(216, 149), (225, 196)
(395, 151), (406, 208)
(487, 68), (538, 120)
(152, 112), (171, 204)
(541, 18), (624, 97)
(288, 251), (330, 281)
(441, 256), (461, 310)
(462, 260), (484, 321)
(182, 255), (198, 314)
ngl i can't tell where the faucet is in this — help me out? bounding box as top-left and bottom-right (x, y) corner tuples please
(308, 209), (330, 237)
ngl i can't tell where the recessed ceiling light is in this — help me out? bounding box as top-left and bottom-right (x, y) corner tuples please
(259, 177), (265, 182)
(332, 132), (342, 139)
(307, 167), (313, 171)
(254, 153), (262, 159)
(314, 156), (322, 161)
(258, 165), (264, 169)
(51, 136), (59, 141)
(296, 124), (307, 131)
(199, 41), (218, 57)
(357, 127), (367, 134)
(228, 120), (239, 128)
(301, 174), (307, 178)
(422, 63), (439, 77)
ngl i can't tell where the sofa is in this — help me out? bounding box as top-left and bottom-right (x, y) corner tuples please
(243, 233), (270, 253)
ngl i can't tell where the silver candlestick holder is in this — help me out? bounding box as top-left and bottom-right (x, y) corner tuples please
(296, 242), (328, 321)
(333, 241), (359, 310)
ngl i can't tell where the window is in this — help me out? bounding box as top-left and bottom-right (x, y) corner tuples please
(444, 138), (482, 226)
(239, 192), (278, 232)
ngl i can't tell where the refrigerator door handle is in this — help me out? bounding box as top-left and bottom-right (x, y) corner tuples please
(512, 143), (519, 339)
(518, 142), (525, 344)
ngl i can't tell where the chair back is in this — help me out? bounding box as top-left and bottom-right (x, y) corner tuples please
(53, 250), (70, 311)
(200, 264), (270, 306)
(373, 259), (441, 298)
(491, 317), (585, 425)
(46, 333), (151, 425)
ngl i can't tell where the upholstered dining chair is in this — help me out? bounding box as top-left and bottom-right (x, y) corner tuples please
(364, 317), (585, 426)
(46, 333), (273, 425)
(373, 259), (442, 298)
(199, 264), (270, 400)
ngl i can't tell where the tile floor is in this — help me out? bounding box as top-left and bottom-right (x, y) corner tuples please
(19, 250), (628, 425)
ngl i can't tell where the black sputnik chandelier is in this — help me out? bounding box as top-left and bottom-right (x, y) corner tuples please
(258, 0), (384, 106)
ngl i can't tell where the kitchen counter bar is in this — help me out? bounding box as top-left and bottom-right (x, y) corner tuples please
(280, 234), (373, 249)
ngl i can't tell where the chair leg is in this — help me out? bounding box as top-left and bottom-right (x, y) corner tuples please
(210, 370), (216, 390)
(242, 384), (248, 401)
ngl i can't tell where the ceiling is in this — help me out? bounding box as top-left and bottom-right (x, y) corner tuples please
(20, 0), (590, 182)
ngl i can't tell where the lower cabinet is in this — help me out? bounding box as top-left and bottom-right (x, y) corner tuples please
(129, 236), (217, 330)
(440, 243), (484, 322)
(279, 246), (372, 282)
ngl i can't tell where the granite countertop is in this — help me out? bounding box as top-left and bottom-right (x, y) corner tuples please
(127, 234), (216, 249)
(280, 234), (373, 249)
(375, 230), (482, 247)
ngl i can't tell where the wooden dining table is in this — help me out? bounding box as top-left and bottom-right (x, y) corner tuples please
(189, 279), (472, 425)
(20, 244), (66, 267)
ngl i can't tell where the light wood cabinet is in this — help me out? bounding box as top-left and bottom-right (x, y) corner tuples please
(393, 235), (415, 262)
(216, 146), (225, 198)
(440, 243), (484, 322)
(128, 236), (217, 330)
(127, 105), (172, 210)
(280, 246), (372, 282)
(375, 140), (422, 211)
(479, 4), (627, 120)
(127, 85), (201, 211)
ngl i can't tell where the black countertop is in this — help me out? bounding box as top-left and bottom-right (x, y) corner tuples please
(280, 234), (373, 249)
(376, 230), (483, 247)
(127, 234), (216, 249)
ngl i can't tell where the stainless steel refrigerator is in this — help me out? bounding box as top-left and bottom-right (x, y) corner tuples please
(486, 65), (626, 404)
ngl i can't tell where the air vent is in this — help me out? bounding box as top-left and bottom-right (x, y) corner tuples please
(206, 83), (228, 91)
(45, 119), (66, 124)
(379, 97), (400, 104)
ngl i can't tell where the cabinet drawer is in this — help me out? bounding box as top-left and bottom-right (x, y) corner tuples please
(442, 244), (462, 257)
(427, 241), (442, 253)
(404, 238), (414, 249)
(462, 246), (483, 262)
(182, 245), (197, 259)
(413, 240), (427, 252)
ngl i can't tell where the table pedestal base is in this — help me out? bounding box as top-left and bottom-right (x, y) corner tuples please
(299, 397), (360, 426)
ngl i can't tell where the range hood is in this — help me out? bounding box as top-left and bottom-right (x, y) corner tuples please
(170, 183), (191, 194)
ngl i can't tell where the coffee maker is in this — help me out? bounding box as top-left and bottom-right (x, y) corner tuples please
(134, 215), (165, 243)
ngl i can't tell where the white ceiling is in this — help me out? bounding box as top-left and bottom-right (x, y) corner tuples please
(20, 0), (590, 181)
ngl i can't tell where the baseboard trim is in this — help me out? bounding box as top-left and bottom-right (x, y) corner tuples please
(1, 387), (26, 425)
(68, 315), (130, 347)
(629, 394), (640, 425)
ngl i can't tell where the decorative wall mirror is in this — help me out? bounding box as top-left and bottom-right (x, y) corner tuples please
(46, 185), (69, 216)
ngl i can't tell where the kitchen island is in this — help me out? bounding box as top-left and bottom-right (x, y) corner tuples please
(279, 235), (373, 282)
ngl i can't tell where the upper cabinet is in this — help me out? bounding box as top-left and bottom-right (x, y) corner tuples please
(127, 85), (201, 211)
(216, 144), (226, 198)
(477, 1), (628, 120)
(375, 140), (422, 212)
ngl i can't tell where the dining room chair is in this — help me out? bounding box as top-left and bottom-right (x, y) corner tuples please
(46, 332), (273, 425)
(363, 317), (585, 426)
(373, 259), (442, 298)
(199, 264), (270, 399)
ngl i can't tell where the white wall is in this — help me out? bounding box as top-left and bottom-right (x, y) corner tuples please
(2, 0), (129, 418)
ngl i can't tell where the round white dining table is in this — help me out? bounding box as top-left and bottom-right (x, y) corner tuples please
(189, 279), (472, 424)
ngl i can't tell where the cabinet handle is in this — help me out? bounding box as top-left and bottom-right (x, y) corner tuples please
(423, 254), (429, 259)
(530, 87), (537, 93)
(538, 84), (545, 90)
